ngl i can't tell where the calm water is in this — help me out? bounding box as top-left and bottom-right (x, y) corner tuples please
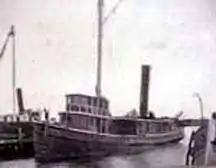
(0, 128), (195, 168)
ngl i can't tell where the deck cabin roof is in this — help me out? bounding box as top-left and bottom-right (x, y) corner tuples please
(65, 93), (109, 101)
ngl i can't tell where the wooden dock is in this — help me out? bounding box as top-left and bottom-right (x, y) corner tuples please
(0, 138), (32, 145)
(0, 121), (34, 160)
(178, 119), (208, 127)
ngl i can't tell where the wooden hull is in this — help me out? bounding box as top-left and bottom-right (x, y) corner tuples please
(33, 122), (184, 162)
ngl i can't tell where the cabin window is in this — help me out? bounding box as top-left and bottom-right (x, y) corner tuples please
(71, 105), (79, 111)
(91, 117), (94, 125)
(87, 97), (91, 106)
(101, 120), (106, 133)
(61, 114), (71, 122)
(103, 101), (106, 108)
(104, 101), (108, 108)
(4, 116), (7, 122)
(88, 108), (92, 113)
(81, 97), (86, 104)
(74, 96), (80, 104)
(17, 116), (20, 122)
(99, 99), (103, 108)
(81, 106), (86, 112)
(70, 96), (74, 103)
(66, 104), (70, 111)
(96, 118), (101, 132)
(94, 98), (97, 106)
(67, 115), (71, 122)
(62, 114), (70, 123)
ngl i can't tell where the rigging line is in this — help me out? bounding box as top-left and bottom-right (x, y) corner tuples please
(0, 34), (10, 59)
(103, 0), (126, 25)
(0, 26), (15, 59)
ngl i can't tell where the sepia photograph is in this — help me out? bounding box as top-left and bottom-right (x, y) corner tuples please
(0, 0), (215, 167)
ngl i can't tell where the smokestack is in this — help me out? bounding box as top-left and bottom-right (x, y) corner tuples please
(16, 88), (25, 114)
(139, 65), (150, 118)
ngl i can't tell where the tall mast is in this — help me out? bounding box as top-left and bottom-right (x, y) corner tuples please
(95, 0), (125, 97)
(11, 25), (16, 114)
(95, 0), (104, 97)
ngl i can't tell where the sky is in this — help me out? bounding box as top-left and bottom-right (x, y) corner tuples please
(0, 0), (216, 118)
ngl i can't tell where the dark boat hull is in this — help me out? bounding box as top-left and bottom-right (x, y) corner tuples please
(34, 122), (184, 162)
(192, 150), (216, 166)
(187, 126), (216, 166)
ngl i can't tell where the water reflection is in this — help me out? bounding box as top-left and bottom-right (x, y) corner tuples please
(34, 142), (187, 168)
(0, 142), (188, 168)
(36, 159), (100, 168)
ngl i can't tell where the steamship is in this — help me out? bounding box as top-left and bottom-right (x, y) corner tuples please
(33, 65), (185, 162)
(33, 0), (184, 162)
